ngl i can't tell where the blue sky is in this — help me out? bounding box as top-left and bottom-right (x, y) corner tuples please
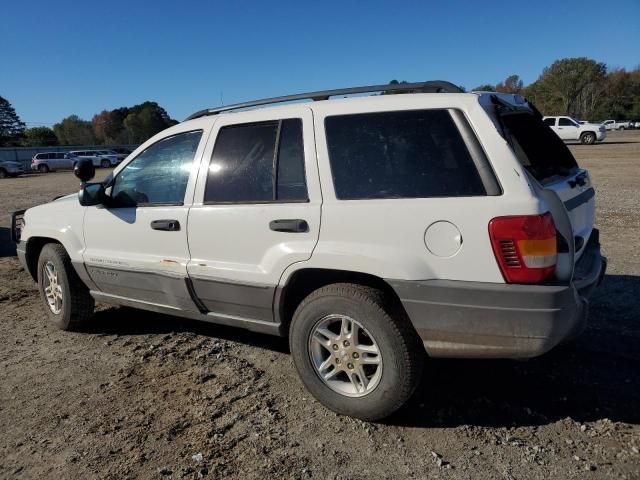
(3, 0), (639, 126)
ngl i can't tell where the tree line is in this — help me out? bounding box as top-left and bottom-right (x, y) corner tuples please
(1, 56), (639, 147)
(473, 58), (640, 122)
(0, 100), (177, 147)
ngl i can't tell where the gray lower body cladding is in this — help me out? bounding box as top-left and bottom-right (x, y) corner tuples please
(388, 237), (606, 359)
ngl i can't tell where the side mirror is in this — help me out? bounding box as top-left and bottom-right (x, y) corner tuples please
(79, 182), (106, 206)
(74, 158), (95, 183)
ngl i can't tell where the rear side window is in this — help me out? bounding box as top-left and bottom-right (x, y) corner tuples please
(324, 109), (487, 199)
(543, 118), (556, 126)
(501, 113), (578, 183)
(204, 119), (307, 203)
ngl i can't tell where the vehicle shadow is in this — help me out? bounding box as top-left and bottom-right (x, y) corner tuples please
(389, 273), (640, 428)
(81, 274), (639, 428)
(82, 306), (290, 353)
(0, 228), (17, 257)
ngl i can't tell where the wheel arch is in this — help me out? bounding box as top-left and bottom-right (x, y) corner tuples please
(274, 268), (406, 335)
(23, 237), (63, 281)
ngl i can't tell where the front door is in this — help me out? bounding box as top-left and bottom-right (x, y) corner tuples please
(187, 107), (321, 323)
(557, 117), (579, 140)
(82, 129), (207, 311)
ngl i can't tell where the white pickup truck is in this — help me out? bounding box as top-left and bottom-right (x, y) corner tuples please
(602, 120), (631, 131)
(543, 116), (607, 145)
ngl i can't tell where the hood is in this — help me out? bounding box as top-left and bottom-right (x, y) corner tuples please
(52, 192), (79, 203)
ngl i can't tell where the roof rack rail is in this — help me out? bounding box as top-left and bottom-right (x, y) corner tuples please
(185, 80), (463, 121)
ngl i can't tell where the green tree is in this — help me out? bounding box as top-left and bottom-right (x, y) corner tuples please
(525, 58), (606, 118)
(21, 126), (58, 146)
(473, 84), (495, 91)
(0, 96), (26, 146)
(123, 102), (177, 143)
(53, 115), (97, 145)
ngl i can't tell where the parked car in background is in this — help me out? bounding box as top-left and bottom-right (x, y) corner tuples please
(542, 116), (606, 144)
(68, 150), (120, 168)
(628, 120), (640, 129)
(0, 159), (25, 178)
(31, 152), (74, 173)
(96, 150), (123, 164)
(602, 120), (631, 130)
(109, 147), (133, 161)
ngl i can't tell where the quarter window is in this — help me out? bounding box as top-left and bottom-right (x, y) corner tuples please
(204, 119), (307, 203)
(110, 130), (203, 207)
(325, 109), (487, 199)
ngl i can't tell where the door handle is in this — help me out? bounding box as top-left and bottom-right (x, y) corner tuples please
(269, 219), (309, 233)
(151, 219), (181, 231)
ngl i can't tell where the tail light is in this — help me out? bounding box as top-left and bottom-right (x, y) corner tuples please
(31, 158), (36, 163)
(489, 213), (557, 284)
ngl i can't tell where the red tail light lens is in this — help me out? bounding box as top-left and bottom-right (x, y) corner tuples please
(489, 213), (557, 284)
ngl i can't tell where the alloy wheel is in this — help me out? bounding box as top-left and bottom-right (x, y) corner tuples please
(308, 314), (383, 397)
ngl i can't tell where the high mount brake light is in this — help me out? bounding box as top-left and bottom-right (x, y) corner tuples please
(489, 213), (557, 284)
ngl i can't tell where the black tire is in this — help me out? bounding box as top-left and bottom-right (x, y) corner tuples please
(580, 132), (596, 145)
(37, 243), (95, 331)
(38, 164), (50, 173)
(289, 283), (424, 421)
(100, 159), (111, 168)
(0, 168), (7, 179)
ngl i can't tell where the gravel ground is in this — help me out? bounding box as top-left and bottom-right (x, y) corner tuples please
(0, 131), (638, 479)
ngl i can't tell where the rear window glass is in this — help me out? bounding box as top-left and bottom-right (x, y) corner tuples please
(325, 109), (486, 199)
(501, 113), (578, 184)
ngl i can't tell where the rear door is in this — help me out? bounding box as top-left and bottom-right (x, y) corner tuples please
(186, 107), (321, 323)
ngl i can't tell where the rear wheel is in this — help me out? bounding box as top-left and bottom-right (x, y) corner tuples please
(100, 159), (111, 168)
(0, 168), (7, 179)
(38, 164), (50, 173)
(37, 243), (95, 330)
(580, 132), (596, 145)
(289, 283), (424, 421)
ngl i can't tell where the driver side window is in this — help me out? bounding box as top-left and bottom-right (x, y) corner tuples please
(111, 130), (203, 207)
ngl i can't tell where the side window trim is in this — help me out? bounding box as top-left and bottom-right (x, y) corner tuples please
(449, 109), (502, 196)
(203, 118), (309, 205)
(110, 129), (203, 208)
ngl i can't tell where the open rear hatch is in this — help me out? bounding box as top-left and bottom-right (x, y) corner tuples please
(485, 94), (596, 281)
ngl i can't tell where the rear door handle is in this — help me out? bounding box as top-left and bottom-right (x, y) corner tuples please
(269, 219), (309, 233)
(151, 219), (181, 231)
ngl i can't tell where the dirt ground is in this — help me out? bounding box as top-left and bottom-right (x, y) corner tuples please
(0, 131), (638, 479)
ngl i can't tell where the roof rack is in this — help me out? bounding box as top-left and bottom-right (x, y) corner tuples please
(185, 80), (463, 121)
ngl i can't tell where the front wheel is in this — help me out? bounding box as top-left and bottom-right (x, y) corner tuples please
(580, 132), (596, 145)
(289, 283), (424, 421)
(37, 243), (95, 330)
(38, 164), (50, 173)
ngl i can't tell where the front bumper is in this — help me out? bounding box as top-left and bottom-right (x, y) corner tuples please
(596, 130), (607, 141)
(388, 231), (606, 359)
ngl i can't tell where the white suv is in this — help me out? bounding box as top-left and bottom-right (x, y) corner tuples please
(11, 82), (606, 420)
(68, 150), (120, 168)
(543, 116), (607, 144)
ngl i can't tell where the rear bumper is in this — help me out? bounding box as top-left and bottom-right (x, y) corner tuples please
(388, 233), (606, 359)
